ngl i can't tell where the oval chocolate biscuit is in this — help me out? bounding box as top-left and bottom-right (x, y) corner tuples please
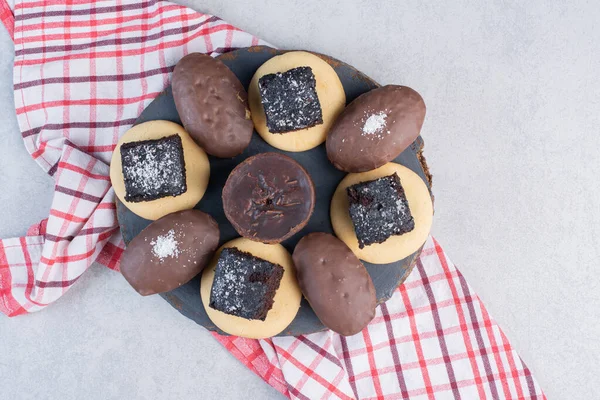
(292, 232), (376, 336)
(326, 85), (426, 172)
(120, 210), (220, 296)
(172, 53), (253, 158)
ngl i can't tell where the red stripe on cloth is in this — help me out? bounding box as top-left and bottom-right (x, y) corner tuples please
(19, 237), (45, 307)
(369, 296), (458, 325)
(79, 145), (117, 153)
(88, 2), (98, 156)
(14, 0), (44, 10)
(30, 140), (49, 159)
(298, 336), (345, 368)
(454, 262), (502, 398)
(15, 16), (218, 57)
(102, 240), (124, 271)
(498, 329), (526, 399)
(20, 120), (136, 138)
(49, 209), (88, 223)
(287, 385), (311, 400)
(399, 370), (535, 399)
(15, 92), (161, 114)
(380, 301), (410, 398)
(39, 246), (96, 264)
(0, 241), (28, 316)
(399, 285), (436, 400)
(61, 2), (72, 147)
(112, 0), (126, 159)
(275, 344), (354, 400)
(15, 0), (159, 22)
(0, 0), (13, 39)
(416, 259), (462, 399)
(57, 161), (110, 180)
(34, 276), (80, 288)
(15, 13), (201, 46)
(15, 3), (181, 33)
(14, 23), (237, 66)
(93, 240), (124, 271)
(403, 269), (460, 290)
(522, 360), (542, 400)
(361, 328), (385, 398)
(45, 226), (113, 242)
(179, 4), (190, 56)
(293, 338), (332, 394)
(476, 290), (512, 397)
(339, 335), (359, 398)
(97, 202), (116, 210)
(433, 239), (487, 399)
(136, 4), (150, 116)
(15, 68), (175, 90)
(26, 219), (46, 236)
(55, 185), (104, 202)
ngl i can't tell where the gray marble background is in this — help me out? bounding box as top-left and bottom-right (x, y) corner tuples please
(1, 1), (599, 399)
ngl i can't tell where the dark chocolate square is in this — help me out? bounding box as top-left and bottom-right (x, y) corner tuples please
(347, 173), (415, 249)
(209, 247), (284, 321)
(258, 66), (323, 133)
(120, 134), (187, 203)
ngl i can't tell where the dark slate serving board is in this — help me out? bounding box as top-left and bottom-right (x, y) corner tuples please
(116, 46), (432, 336)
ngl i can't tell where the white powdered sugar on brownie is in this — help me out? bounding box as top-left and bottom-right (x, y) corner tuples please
(120, 134), (187, 202)
(258, 66), (323, 133)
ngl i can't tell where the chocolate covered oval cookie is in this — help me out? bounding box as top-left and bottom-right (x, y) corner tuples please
(222, 153), (315, 244)
(172, 53), (253, 158)
(327, 85), (426, 172)
(120, 210), (220, 296)
(293, 232), (376, 336)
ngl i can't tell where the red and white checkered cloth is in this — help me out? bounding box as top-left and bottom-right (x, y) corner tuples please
(0, 1), (545, 399)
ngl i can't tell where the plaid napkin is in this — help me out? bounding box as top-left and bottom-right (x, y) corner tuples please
(0, 1), (545, 399)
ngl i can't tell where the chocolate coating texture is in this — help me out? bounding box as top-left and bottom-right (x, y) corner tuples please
(292, 232), (376, 336)
(222, 153), (315, 244)
(327, 85), (426, 172)
(172, 53), (253, 158)
(120, 210), (220, 296)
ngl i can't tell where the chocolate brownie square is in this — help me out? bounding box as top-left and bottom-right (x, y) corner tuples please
(120, 134), (187, 202)
(347, 173), (415, 249)
(258, 66), (323, 133)
(209, 247), (284, 321)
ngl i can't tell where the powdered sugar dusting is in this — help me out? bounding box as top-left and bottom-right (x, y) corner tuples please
(120, 135), (186, 202)
(362, 112), (388, 136)
(258, 66), (323, 133)
(151, 230), (180, 261)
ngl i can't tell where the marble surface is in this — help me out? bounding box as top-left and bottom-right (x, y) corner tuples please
(1, 1), (599, 399)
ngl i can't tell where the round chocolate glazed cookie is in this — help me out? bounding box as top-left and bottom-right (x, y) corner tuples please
(172, 53), (253, 158)
(293, 233), (376, 336)
(222, 152), (316, 243)
(120, 210), (220, 296)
